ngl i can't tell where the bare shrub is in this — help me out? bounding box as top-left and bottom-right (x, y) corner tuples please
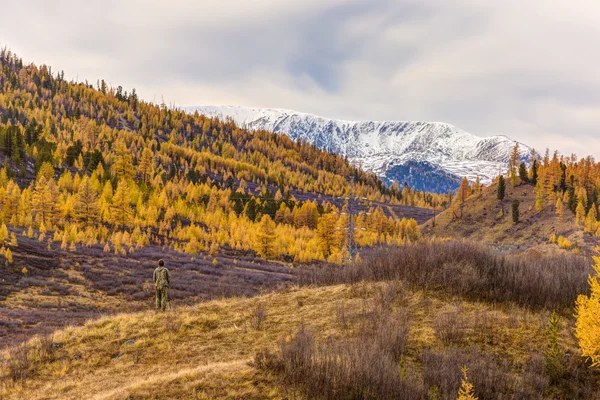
(335, 302), (349, 331)
(250, 302), (268, 330)
(6, 342), (33, 383)
(518, 355), (549, 400)
(433, 307), (468, 346)
(37, 333), (55, 362)
(371, 308), (411, 361)
(422, 347), (519, 400)
(271, 324), (424, 400)
(302, 241), (591, 310)
(253, 348), (283, 372)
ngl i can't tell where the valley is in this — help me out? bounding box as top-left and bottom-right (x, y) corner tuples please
(1, 47), (600, 400)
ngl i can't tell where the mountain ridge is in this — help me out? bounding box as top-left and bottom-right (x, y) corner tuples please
(185, 105), (531, 193)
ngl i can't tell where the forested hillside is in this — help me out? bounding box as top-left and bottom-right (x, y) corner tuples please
(0, 49), (442, 263)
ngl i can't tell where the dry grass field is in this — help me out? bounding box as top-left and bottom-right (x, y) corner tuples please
(2, 241), (599, 399)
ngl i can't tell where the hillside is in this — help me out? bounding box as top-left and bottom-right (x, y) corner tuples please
(2, 240), (598, 400)
(0, 48), (439, 269)
(422, 178), (599, 256)
(186, 105), (531, 193)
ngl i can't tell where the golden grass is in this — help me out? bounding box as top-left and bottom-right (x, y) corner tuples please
(0, 283), (582, 399)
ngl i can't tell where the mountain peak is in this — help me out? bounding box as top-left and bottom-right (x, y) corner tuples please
(184, 106), (531, 193)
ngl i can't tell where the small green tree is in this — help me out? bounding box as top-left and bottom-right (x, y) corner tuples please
(531, 159), (538, 185)
(497, 175), (506, 201)
(518, 162), (529, 183)
(511, 200), (520, 224)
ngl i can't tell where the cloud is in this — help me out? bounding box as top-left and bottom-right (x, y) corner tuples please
(1, 0), (599, 158)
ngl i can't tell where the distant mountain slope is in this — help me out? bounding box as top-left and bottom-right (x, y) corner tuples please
(186, 106), (531, 193)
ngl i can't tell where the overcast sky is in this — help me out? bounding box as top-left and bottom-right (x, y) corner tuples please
(2, 0), (599, 158)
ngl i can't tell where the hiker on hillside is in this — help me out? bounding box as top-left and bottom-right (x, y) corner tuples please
(153, 259), (170, 311)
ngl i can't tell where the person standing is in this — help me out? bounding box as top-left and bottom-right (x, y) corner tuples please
(153, 259), (170, 311)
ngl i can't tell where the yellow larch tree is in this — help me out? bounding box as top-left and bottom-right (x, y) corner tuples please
(575, 249), (600, 367)
(74, 176), (100, 227)
(111, 179), (133, 230)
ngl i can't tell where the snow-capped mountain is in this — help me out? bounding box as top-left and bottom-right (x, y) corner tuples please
(184, 106), (530, 193)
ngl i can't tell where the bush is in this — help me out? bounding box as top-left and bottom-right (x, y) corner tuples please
(250, 302), (268, 330)
(301, 241), (591, 310)
(422, 347), (531, 400)
(433, 307), (468, 346)
(270, 323), (424, 400)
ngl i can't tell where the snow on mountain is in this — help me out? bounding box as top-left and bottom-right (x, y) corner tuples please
(184, 106), (530, 193)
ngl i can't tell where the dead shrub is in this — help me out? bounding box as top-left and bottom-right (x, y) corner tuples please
(371, 308), (411, 361)
(250, 302), (268, 330)
(303, 241), (591, 310)
(422, 347), (519, 400)
(335, 302), (349, 331)
(261, 323), (424, 400)
(433, 307), (468, 346)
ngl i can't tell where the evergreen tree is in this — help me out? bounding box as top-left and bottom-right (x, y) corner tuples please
(497, 175), (506, 201)
(511, 200), (520, 224)
(518, 162), (528, 183)
(531, 159), (538, 185)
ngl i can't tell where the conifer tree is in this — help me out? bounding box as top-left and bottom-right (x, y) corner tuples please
(112, 141), (134, 181)
(473, 176), (481, 193)
(555, 197), (564, 218)
(535, 182), (544, 212)
(531, 159), (538, 185)
(74, 176), (99, 226)
(511, 200), (520, 224)
(254, 215), (277, 258)
(458, 177), (471, 206)
(138, 146), (155, 183)
(0, 223), (8, 243)
(457, 367), (478, 400)
(316, 213), (341, 257)
(576, 201), (587, 225)
(544, 311), (565, 380)
(585, 205), (598, 232)
(509, 143), (520, 186)
(518, 162), (528, 183)
(575, 252), (600, 367)
(32, 176), (58, 227)
(497, 175), (506, 201)
(111, 179), (133, 229)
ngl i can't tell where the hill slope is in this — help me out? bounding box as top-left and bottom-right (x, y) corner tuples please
(186, 106), (531, 193)
(0, 48), (434, 268)
(2, 278), (596, 399)
(422, 179), (599, 255)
